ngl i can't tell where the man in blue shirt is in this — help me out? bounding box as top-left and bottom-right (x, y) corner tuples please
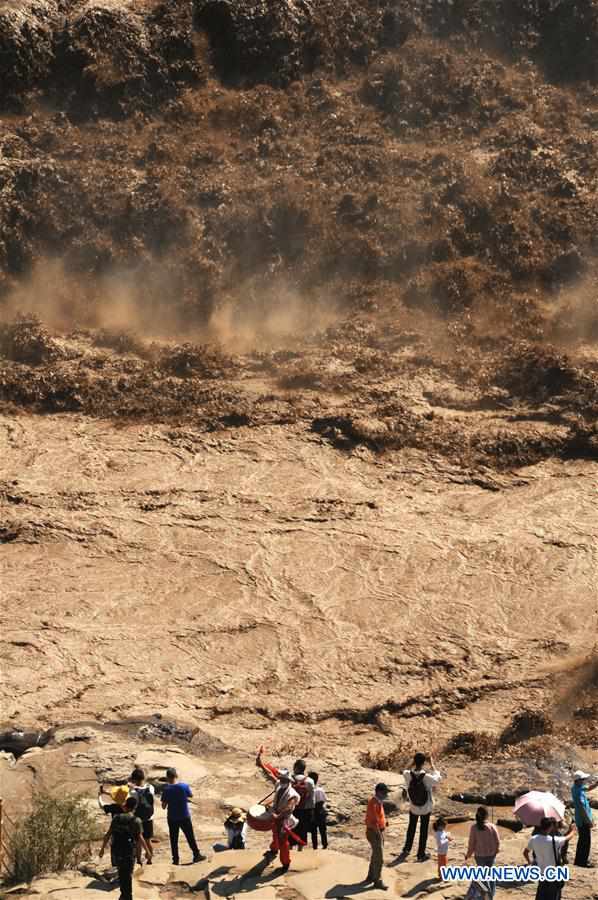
(572, 769), (598, 868)
(161, 768), (206, 865)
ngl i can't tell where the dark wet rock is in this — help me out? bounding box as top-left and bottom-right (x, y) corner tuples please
(0, 0), (61, 109)
(497, 817), (524, 832)
(450, 791), (521, 807)
(138, 719), (195, 742)
(0, 727), (55, 757)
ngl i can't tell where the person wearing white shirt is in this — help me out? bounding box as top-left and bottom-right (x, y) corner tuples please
(524, 817), (575, 899)
(399, 752), (442, 861)
(309, 771), (328, 849)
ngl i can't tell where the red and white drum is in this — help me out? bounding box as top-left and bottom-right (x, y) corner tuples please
(247, 804), (274, 832)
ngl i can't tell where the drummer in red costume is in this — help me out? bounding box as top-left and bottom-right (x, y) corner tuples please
(256, 748), (301, 872)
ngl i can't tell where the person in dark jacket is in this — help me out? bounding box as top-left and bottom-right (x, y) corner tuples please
(100, 796), (151, 900)
(98, 785), (129, 866)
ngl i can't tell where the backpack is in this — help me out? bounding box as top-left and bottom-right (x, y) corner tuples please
(111, 814), (137, 860)
(293, 776), (313, 811)
(133, 786), (154, 822)
(408, 772), (429, 807)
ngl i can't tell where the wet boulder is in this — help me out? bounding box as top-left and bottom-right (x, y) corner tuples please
(0, 0), (62, 108)
(195, 0), (318, 85)
(0, 727), (55, 757)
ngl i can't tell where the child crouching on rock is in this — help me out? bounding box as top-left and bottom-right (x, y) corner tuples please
(214, 808), (247, 852)
(433, 816), (451, 880)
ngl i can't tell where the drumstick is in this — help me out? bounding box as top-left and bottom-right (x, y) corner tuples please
(259, 790), (275, 805)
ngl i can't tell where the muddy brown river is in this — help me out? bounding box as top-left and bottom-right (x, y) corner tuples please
(2, 411), (597, 751)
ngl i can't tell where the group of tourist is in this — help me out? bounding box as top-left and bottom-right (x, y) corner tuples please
(97, 752), (596, 900)
(96, 753), (329, 898)
(99, 766), (206, 900)
(365, 761), (596, 898)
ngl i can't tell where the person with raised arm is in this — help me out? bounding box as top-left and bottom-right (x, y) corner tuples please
(256, 746), (306, 871)
(399, 752), (442, 861)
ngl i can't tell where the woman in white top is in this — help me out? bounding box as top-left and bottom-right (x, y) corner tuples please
(400, 752), (442, 861)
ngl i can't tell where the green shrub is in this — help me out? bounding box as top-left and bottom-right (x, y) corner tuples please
(7, 792), (102, 885)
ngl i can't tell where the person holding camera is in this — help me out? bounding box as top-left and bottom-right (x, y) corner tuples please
(399, 752), (442, 861)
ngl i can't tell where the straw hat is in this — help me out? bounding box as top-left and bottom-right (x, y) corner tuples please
(228, 807), (246, 821)
(111, 786), (129, 805)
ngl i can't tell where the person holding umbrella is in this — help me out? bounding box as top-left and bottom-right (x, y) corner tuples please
(514, 791), (567, 828)
(572, 769), (598, 868)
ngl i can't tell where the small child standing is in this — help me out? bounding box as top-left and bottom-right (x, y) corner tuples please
(433, 816), (451, 880)
(309, 771), (328, 850)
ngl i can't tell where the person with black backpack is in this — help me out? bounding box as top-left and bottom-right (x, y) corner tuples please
(399, 752), (442, 861)
(100, 795), (152, 900)
(128, 768), (155, 856)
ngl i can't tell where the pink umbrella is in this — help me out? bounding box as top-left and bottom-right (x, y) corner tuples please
(513, 791), (566, 826)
